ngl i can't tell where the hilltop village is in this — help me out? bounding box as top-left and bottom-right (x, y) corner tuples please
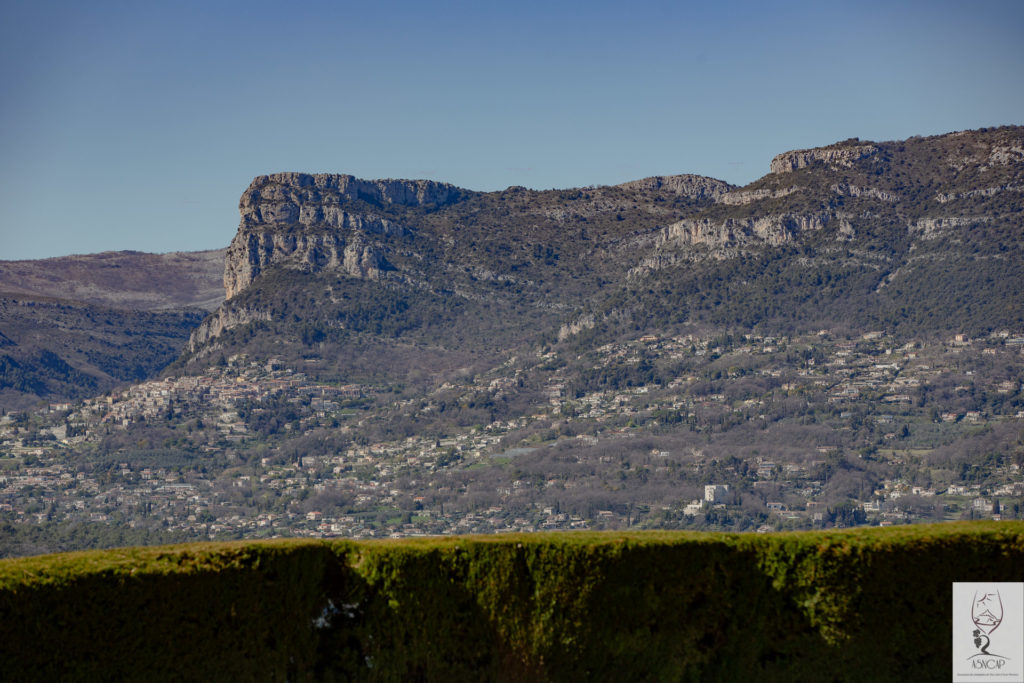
(1, 329), (1023, 552)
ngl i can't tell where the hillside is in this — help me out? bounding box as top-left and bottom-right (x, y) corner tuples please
(5, 127), (1018, 409)
(0, 250), (224, 410)
(179, 126), (1024, 384)
(0, 249), (225, 311)
(1, 127), (1022, 550)
(0, 295), (205, 410)
(605, 128), (1024, 338)
(173, 171), (731, 383)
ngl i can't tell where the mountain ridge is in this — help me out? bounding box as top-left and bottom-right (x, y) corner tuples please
(1, 125), (1021, 408)
(0, 249), (226, 312)
(2, 126), (1023, 549)
(179, 125), (1023, 388)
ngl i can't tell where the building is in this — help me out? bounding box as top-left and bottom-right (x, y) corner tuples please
(705, 484), (730, 504)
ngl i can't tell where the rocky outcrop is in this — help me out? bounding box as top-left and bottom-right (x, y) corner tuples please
(223, 173), (471, 299)
(201, 172), (479, 347)
(615, 175), (734, 199)
(935, 184), (1023, 203)
(716, 186), (802, 205)
(907, 216), (991, 239)
(557, 314), (596, 341)
(988, 144), (1024, 165)
(187, 305), (271, 353)
(224, 231), (392, 299)
(770, 143), (879, 174)
(830, 183), (900, 203)
(717, 181), (900, 206)
(242, 173), (469, 215)
(627, 212), (853, 278)
(660, 212), (842, 248)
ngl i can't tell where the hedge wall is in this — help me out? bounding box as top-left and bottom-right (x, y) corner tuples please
(1, 522), (1022, 681)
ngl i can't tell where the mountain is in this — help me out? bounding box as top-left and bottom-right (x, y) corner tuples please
(0, 249), (225, 311)
(607, 128), (1024, 337)
(0, 296), (206, 410)
(3, 126), (1023, 547)
(0, 250), (224, 410)
(178, 126), (1023, 385)
(173, 171), (732, 384)
(3, 126), (1020, 409)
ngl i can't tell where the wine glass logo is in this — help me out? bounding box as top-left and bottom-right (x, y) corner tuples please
(972, 590), (1004, 656)
(973, 591), (1004, 635)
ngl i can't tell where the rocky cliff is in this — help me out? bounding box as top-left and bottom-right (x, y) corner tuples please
(659, 212), (846, 248)
(181, 126), (1024, 382)
(615, 174), (733, 199)
(220, 172), (734, 301)
(7, 127), (1022, 408)
(769, 141), (880, 174)
(187, 170), (734, 369)
(223, 173), (470, 299)
(628, 127), (1024, 280)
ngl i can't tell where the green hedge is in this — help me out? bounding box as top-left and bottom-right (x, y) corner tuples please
(1, 522), (1022, 681)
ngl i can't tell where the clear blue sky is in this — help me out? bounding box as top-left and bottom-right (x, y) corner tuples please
(1, 0), (1022, 259)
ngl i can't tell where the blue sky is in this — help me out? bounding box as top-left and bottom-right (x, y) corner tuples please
(1, 0), (1022, 259)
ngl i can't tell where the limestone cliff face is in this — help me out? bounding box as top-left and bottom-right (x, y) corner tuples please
(223, 173), (470, 299)
(829, 183), (900, 202)
(716, 186), (802, 206)
(192, 173), (474, 349)
(628, 212), (853, 278)
(243, 172), (467, 212)
(770, 143), (879, 174)
(935, 183), (1023, 203)
(557, 314), (596, 341)
(907, 216), (992, 239)
(184, 126), (1024, 362)
(224, 231), (393, 299)
(187, 305), (271, 353)
(660, 212), (843, 248)
(615, 174), (733, 199)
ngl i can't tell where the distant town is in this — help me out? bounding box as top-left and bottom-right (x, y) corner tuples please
(2, 328), (1023, 552)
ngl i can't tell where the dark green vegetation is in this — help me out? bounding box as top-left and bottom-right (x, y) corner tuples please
(1, 523), (1021, 681)
(0, 295), (205, 410)
(0, 250), (223, 411)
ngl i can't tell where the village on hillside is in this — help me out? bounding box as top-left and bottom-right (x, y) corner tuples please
(2, 329), (1023, 550)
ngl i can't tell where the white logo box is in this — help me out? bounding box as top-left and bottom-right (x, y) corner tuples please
(954, 582), (1024, 682)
